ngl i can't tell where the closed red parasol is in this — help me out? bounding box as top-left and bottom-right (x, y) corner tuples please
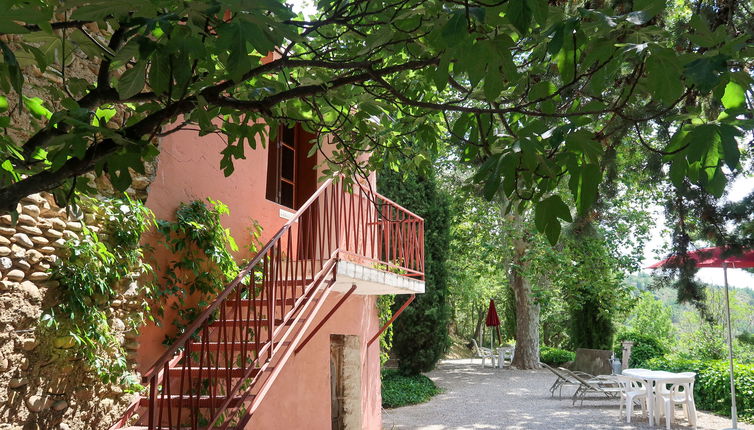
(648, 246), (754, 429)
(485, 299), (500, 326)
(485, 299), (502, 347)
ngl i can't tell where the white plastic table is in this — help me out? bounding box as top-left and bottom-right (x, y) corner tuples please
(622, 368), (695, 427)
(497, 346), (513, 369)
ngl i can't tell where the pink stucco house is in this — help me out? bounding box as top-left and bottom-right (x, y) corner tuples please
(111, 123), (425, 429)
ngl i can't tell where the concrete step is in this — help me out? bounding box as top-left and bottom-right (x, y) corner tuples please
(138, 394), (250, 408)
(166, 366), (265, 378)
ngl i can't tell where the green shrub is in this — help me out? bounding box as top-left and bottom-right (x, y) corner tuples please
(614, 331), (667, 368)
(381, 368), (441, 408)
(379, 169), (451, 375)
(540, 346), (575, 366)
(645, 357), (754, 422)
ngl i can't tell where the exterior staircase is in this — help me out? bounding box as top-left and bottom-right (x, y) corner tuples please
(111, 178), (424, 430)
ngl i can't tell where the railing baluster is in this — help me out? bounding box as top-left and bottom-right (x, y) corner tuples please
(135, 177), (425, 428)
(148, 377), (156, 430)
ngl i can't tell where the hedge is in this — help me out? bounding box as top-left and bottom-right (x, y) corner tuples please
(645, 357), (754, 422)
(540, 346), (575, 366)
(614, 331), (667, 368)
(381, 368), (441, 408)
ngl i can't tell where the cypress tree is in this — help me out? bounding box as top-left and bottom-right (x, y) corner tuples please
(378, 169), (451, 375)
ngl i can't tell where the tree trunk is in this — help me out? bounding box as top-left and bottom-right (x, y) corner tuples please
(473, 305), (485, 344)
(510, 237), (540, 369)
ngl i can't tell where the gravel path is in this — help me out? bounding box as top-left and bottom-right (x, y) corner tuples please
(382, 359), (751, 430)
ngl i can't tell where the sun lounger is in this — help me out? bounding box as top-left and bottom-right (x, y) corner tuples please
(558, 367), (622, 405)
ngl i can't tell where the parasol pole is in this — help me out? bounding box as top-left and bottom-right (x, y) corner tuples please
(723, 262), (738, 429)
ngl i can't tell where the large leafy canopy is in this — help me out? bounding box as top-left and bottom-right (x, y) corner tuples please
(0, 0), (752, 243)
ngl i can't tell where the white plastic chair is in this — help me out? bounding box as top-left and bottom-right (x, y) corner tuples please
(616, 374), (648, 423)
(656, 374), (697, 430)
(498, 346), (514, 368)
(471, 339), (497, 368)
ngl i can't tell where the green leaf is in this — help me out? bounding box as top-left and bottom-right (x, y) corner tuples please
(23, 96), (52, 119)
(0, 40), (23, 99)
(149, 51), (171, 95)
(93, 107), (117, 127)
(527, 0), (548, 26)
(565, 130), (602, 163)
(441, 12), (467, 46)
(221, 21), (255, 82)
(721, 81), (746, 111)
(669, 157), (687, 187)
(0, 96), (7, 113)
(544, 221), (561, 246)
(507, 0), (532, 35)
(683, 54), (729, 94)
(117, 62), (147, 100)
(528, 81), (557, 101)
(718, 124), (741, 170)
(535, 195), (572, 245)
(568, 163), (601, 215)
(646, 47), (683, 105)
(684, 124), (718, 164)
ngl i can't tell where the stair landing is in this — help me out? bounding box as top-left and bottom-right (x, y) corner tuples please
(331, 260), (424, 295)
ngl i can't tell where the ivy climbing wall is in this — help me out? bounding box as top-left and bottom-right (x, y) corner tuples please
(0, 192), (144, 430)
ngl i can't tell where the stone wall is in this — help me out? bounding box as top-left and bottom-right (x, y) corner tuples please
(0, 193), (141, 430)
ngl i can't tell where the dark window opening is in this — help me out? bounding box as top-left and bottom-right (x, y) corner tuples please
(266, 124), (318, 210)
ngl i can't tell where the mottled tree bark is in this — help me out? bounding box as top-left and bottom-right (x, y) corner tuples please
(510, 236), (541, 369)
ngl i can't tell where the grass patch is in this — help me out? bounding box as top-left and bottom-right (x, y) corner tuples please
(381, 368), (441, 408)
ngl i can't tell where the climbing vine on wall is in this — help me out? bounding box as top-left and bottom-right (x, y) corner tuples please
(42, 195), (155, 388)
(156, 199), (261, 344)
(377, 294), (395, 366)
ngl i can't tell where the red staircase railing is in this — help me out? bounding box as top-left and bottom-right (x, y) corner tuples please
(118, 177), (423, 429)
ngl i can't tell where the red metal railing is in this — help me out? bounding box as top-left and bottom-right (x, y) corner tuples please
(129, 177), (423, 429)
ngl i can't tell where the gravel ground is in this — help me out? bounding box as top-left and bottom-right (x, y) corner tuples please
(382, 359), (751, 430)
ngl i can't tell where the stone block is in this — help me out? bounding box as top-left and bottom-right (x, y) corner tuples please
(11, 233), (34, 248)
(39, 246), (56, 254)
(5, 269), (24, 282)
(21, 205), (41, 219)
(15, 259), (31, 271)
(21, 337), (39, 351)
(0, 235), (9, 246)
(29, 272), (49, 281)
(0, 227), (15, 236)
(0, 257), (11, 270)
(26, 250), (43, 264)
(16, 214), (36, 226)
(19, 281), (41, 301)
(25, 395), (52, 413)
(11, 244), (25, 258)
(0, 246), (9, 256)
(49, 218), (66, 230)
(17, 225), (43, 236)
(9, 377), (28, 389)
(30, 236), (49, 246)
(44, 229), (63, 239)
(20, 193), (47, 206)
(66, 221), (83, 232)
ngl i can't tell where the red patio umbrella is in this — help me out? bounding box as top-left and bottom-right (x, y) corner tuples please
(648, 246), (754, 430)
(485, 299), (502, 349)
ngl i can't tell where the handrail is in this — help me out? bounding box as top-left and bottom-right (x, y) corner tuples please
(133, 174), (425, 429)
(142, 178), (335, 381)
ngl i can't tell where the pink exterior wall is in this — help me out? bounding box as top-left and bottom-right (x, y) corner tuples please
(249, 293), (382, 430)
(139, 125), (382, 429)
